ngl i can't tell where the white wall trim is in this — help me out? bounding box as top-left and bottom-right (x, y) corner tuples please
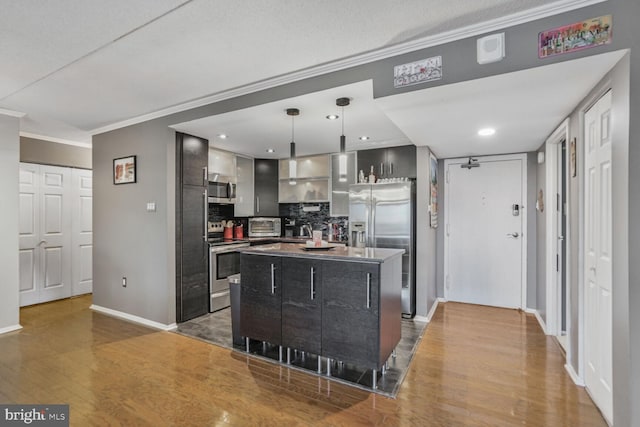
(0, 108), (26, 118)
(19, 132), (92, 148)
(89, 0), (605, 136)
(544, 118), (571, 339)
(565, 362), (585, 386)
(90, 304), (177, 331)
(413, 315), (429, 323)
(525, 308), (548, 335)
(0, 324), (23, 335)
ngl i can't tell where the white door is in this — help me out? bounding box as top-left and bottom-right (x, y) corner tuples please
(71, 169), (93, 296)
(584, 90), (613, 424)
(19, 164), (72, 306)
(445, 155), (525, 308)
(18, 164), (41, 306)
(39, 165), (72, 303)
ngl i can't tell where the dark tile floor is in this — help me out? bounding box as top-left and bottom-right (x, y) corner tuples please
(175, 308), (427, 398)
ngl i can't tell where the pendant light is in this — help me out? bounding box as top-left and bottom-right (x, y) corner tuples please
(286, 108), (299, 185)
(336, 97), (350, 182)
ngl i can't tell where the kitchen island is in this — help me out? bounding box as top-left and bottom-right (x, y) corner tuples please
(239, 243), (404, 388)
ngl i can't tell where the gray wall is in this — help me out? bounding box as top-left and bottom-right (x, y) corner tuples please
(415, 146), (437, 317)
(92, 1), (639, 423)
(0, 114), (20, 331)
(93, 121), (176, 325)
(536, 146), (547, 321)
(20, 137), (91, 169)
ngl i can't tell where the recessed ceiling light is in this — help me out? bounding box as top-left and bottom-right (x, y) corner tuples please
(478, 128), (496, 136)
(359, 136), (370, 141)
(326, 114), (339, 120)
(266, 148), (275, 153)
(218, 133), (228, 139)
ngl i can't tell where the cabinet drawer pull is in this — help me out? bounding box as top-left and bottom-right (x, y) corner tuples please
(256, 196), (260, 213)
(202, 167), (207, 185)
(380, 163), (384, 177)
(310, 267), (315, 300)
(390, 162), (394, 176)
(271, 263), (276, 294)
(366, 273), (371, 308)
(202, 190), (208, 242)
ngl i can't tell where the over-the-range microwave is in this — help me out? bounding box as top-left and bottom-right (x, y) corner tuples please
(208, 174), (236, 204)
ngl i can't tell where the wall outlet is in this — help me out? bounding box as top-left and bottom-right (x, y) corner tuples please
(122, 277), (127, 287)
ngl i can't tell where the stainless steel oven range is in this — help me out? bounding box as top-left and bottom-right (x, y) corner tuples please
(209, 240), (249, 312)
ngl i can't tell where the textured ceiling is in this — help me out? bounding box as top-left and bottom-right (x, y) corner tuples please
(0, 0), (581, 143)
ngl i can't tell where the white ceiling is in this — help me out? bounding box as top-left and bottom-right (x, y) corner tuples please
(171, 80), (411, 159)
(0, 0), (594, 144)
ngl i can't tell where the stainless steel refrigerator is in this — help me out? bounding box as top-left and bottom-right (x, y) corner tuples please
(348, 181), (416, 317)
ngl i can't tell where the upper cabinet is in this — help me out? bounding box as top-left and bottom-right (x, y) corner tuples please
(279, 154), (330, 203)
(330, 152), (356, 216)
(209, 147), (236, 178)
(181, 133), (209, 186)
(235, 155), (254, 217)
(357, 145), (416, 179)
(254, 159), (279, 216)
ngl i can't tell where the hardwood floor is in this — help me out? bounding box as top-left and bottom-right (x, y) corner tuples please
(0, 296), (605, 426)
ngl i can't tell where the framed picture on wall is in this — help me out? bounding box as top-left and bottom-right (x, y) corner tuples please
(113, 155), (137, 184)
(429, 152), (438, 228)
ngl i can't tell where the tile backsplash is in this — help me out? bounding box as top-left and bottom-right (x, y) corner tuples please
(279, 202), (348, 239)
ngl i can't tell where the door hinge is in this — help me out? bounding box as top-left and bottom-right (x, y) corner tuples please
(446, 274), (450, 289)
(557, 193), (560, 211)
(446, 223), (450, 237)
(446, 170), (450, 184)
(556, 254), (559, 272)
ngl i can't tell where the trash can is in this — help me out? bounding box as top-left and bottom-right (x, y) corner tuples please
(228, 274), (243, 347)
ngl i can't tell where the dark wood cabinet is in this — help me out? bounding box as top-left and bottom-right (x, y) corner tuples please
(181, 133), (209, 187)
(254, 159), (279, 216)
(321, 261), (380, 368)
(240, 254), (282, 344)
(176, 132), (209, 322)
(281, 257), (322, 354)
(357, 145), (416, 179)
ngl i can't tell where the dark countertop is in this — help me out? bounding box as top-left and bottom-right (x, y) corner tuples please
(239, 242), (404, 262)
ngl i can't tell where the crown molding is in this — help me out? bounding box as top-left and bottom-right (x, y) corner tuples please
(0, 108), (26, 118)
(90, 0), (605, 136)
(20, 131), (92, 148)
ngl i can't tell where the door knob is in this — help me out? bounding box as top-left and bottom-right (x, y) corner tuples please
(506, 232), (519, 238)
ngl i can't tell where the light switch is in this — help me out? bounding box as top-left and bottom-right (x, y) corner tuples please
(146, 202), (156, 212)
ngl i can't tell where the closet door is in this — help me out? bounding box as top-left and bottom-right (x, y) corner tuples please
(18, 164), (72, 306)
(71, 169), (92, 296)
(18, 164), (41, 306)
(38, 165), (72, 303)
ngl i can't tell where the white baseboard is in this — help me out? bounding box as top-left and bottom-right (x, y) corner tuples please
(90, 304), (177, 331)
(525, 308), (548, 335)
(0, 324), (22, 335)
(413, 297), (445, 323)
(564, 362), (585, 386)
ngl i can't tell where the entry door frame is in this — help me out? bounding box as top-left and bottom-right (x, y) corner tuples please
(443, 153), (528, 309)
(544, 119), (571, 347)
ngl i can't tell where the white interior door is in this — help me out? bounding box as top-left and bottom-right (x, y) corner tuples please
(19, 164), (41, 306)
(584, 90), (613, 424)
(445, 155), (525, 308)
(39, 165), (72, 303)
(71, 169), (93, 296)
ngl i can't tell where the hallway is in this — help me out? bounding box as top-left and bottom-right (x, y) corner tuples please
(0, 296), (605, 426)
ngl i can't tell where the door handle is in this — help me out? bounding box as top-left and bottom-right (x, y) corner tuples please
(256, 196), (260, 213)
(38, 240), (47, 247)
(558, 235), (565, 241)
(366, 273), (371, 309)
(202, 167), (208, 186)
(506, 232), (519, 238)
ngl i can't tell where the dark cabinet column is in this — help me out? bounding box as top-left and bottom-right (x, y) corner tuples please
(176, 132), (209, 322)
(357, 149), (386, 180)
(254, 159), (279, 216)
(240, 254), (282, 344)
(321, 260), (380, 369)
(281, 257), (322, 354)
